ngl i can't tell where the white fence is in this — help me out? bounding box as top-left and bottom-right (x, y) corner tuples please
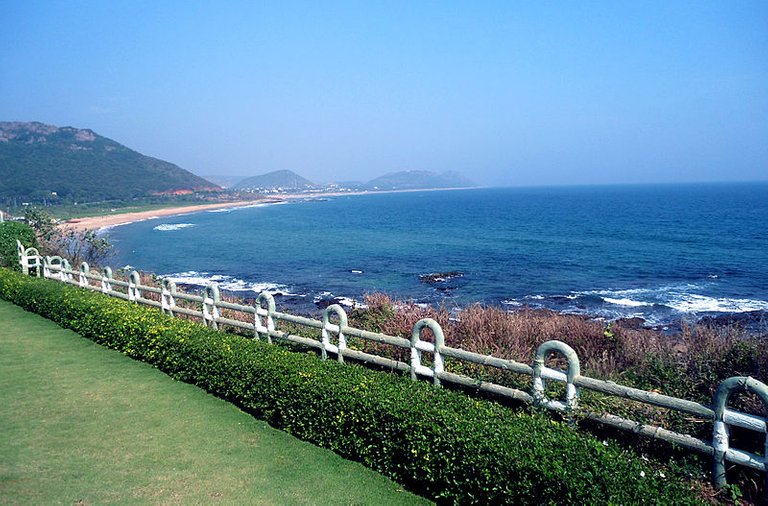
(15, 241), (768, 494)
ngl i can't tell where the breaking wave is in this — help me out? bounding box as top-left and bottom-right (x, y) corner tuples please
(153, 223), (196, 231)
(162, 271), (293, 296)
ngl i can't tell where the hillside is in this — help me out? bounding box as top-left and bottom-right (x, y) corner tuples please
(0, 122), (219, 205)
(363, 170), (477, 190)
(232, 170), (315, 192)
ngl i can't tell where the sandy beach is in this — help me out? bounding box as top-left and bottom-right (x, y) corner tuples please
(62, 187), (476, 231)
(61, 200), (272, 231)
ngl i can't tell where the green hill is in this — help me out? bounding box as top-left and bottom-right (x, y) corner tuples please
(0, 122), (219, 205)
(232, 170), (315, 192)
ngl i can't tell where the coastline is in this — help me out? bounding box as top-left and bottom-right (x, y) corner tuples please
(62, 186), (478, 232)
(64, 184), (768, 332)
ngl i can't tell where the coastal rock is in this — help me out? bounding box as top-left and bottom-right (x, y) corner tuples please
(699, 310), (767, 329)
(614, 317), (647, 330)
(314, 292), (357, 310)
(419, 271), (464, 284)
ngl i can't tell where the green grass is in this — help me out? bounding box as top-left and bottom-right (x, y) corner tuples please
(0, 300), (430, 505)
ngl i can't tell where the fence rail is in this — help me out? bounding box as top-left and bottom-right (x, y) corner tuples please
(15, 241), (768, 494)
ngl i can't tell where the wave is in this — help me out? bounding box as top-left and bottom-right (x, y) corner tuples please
(603, 297), (653, 308)
(153, 223), (196, 231)
(497, 282), (768, 328)
(313, 291), (361, 309)
(98, 216), (161, 234)
(162, 270), (294, 295)
(665, 294), (768, 313)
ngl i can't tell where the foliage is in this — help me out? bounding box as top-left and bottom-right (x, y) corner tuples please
(23, 206), (58, 242)
(0, 268), (704, 504)
(51, 229), (114, 268)
(0, 222), (37, 269)
(350, 294), (767, 406)
(0, 121), (218, 206)
(21, 207), (114, 268)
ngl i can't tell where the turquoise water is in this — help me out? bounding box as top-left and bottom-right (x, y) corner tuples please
(107, 183), (768, 326)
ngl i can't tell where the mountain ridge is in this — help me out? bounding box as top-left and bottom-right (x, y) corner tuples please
(0, 121), (219, 205)
(231, 170), (314, 191)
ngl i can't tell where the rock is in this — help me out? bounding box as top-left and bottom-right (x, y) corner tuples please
(419, 271), (464, 284)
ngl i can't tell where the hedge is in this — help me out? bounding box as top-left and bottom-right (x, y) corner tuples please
(0, 221), (37, 269)
(0, 268), (703, 504)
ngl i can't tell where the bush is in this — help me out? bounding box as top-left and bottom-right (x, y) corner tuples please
(0, 268), (703, 504)
(0, 221), (37, 270)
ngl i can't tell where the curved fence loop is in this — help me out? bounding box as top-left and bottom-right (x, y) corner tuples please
(255, 292), (276, 342)
(321, 304), (348, 362)
(410, 318), (445, 386)
(533, 340), (581, 411)
(161, 278), (177, 316)
(44, 256), (64, 280)
(128, 270), (141, 302)
(101, 266), (113, 293)
(78, 262), (90, 287)
(711, 376), (768, 493)
(203, 283), (221, 329)
(17, 240), (41, 276)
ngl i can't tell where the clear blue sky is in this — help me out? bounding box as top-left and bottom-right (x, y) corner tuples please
(2, 1), (766, 186)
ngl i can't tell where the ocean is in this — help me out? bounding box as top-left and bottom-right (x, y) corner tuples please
(106, 183), (768, 328)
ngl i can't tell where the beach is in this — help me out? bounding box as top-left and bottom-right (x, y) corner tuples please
(62, 187), (476, 231)
(62, 200), (271, 231)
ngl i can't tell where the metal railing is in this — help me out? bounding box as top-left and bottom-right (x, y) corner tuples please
(15, 241), (768, 494)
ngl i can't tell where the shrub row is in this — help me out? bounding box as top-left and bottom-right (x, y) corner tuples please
(0, 268), (702, 504)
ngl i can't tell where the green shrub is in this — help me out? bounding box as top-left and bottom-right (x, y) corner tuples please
(0, 222), (37, 270)
(0, 268), (703, 504)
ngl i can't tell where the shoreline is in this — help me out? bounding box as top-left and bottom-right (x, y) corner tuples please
(62, 186), (479, 232)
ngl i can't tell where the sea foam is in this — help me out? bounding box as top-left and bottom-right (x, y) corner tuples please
(163, 271), (292, 295)
(153, 223), (196, 231)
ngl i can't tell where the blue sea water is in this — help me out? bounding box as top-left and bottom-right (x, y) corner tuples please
(107, 183), (768, 327)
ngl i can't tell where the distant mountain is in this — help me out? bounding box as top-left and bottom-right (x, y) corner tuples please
(232, 170), (315, 192)
(0, 121), (219, 204)
(363, 170), (477, 190)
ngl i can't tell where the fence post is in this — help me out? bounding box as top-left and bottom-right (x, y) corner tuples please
(161, 278), (177, 316)
(533, 340), (581, 411)
(321, 304), (348, 362)
(410, 319), (445, 386)
(203, 284), (220, 329)
(128, 271), (141, 302)
(61, 259), (72, 282)
(712, 376), (768, 496)
(255, 292), (276, 342)
(79, 262), (90, 287)
(101, 267), (113, 294)
(16, 240), (24, 272)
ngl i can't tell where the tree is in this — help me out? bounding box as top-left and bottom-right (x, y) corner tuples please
(22, 207), (114, 268)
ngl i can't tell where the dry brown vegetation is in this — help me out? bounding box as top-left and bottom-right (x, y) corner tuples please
(351, 293), (767, 410)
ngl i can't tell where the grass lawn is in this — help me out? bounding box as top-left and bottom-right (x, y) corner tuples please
(0, 300), (430, 505)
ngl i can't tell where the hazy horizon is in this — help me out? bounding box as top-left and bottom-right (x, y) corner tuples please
(2, 1), (766, 187)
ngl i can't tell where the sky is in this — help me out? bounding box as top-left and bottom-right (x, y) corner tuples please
(1, 1), (767, 187)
